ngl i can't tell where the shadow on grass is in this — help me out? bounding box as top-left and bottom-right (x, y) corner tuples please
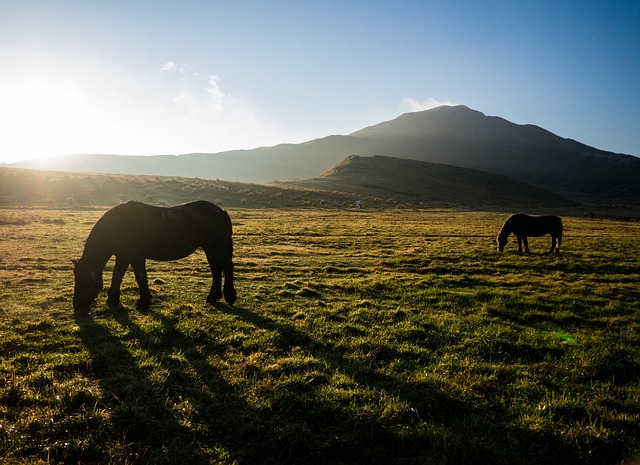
(74, 303), (629, 465)
(217, 305), (591, 465)
(75, 309), (220, 463)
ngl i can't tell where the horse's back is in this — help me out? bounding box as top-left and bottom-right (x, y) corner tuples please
(533, 214), (562, 231)
(511, 213), (562, 236)
(109, 200), (226, 222)
(93, 201), (231, 257)
(173, 200), (225, 215)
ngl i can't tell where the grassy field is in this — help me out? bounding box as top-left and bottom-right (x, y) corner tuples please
(1, 207), (639, 464)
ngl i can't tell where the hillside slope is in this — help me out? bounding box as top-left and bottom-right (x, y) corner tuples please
(9, 105), (640, 203)
(273, 155), (574, 209)
(0, 158), (572, 210)
(0, 167), (348, 209)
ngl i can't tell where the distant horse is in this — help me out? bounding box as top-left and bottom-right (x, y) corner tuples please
(73, 201), (236, 312)
(496, 213), (562, 254)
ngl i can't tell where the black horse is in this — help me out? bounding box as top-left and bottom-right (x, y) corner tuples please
(73, 200), (236, 312)
(496, 213), (562, 254)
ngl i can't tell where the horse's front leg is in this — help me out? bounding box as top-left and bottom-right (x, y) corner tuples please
(204, 249), (223, 304)
(107, 255), (129, 309)
(522, 236), (530, 254)
(516, 235), (523, 252)
(130, 257), (151, 310)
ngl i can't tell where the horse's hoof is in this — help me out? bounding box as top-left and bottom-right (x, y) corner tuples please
(224, 289), (237, 306)
(207, 287), (226, 304)
(136, 300), (151, 311)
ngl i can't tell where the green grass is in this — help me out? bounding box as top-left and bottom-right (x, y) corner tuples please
(1, 208), (639, 464)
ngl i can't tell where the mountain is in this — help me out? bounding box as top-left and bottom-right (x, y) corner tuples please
(273, 155), (574, 209)
(347, 106), (640, 202)
(9, 105), (640, 203)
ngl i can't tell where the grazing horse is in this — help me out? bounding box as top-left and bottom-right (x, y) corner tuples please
(73, 200), (236, 312)
(496, 213), (562, 254)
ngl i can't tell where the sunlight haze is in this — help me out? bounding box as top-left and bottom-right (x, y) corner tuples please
(1, 1), (638, 163)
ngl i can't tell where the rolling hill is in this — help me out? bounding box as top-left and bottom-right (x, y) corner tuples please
(1, 155), (573, 210)
(8, 105), (640, 203)
(0, 166), (345, 209)
(273, 155), (574, 209)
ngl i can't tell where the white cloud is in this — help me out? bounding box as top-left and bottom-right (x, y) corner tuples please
(161, 61), (177, 72)
(172, 89), (191, 103)
(206, 75), (225, 111)
(161, 61), (193, 74)
(402, 97), (458, 112)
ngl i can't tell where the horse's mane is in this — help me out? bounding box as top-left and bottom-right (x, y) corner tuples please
(497, 216), (514, 240)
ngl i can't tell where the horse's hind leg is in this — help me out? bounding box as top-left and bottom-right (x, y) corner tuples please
(205, 243), (237, 305)
(204, 249), (224, 304)
(107, 255), (129, 308)
(522, 236), (530, 254)
(222, 243), (236, 305)
(548, 236), (557, 254)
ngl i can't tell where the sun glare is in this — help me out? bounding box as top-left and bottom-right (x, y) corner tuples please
(0, 63), (288, 164)
(0, 75), (99, 161)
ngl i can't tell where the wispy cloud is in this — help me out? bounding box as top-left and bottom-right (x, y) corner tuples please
(153, 61), (289, 152)
(161, 62), (230, 111)
(206, 75), (226, 111)
(402, 97), (457, 112)
(161, 61), (194, 74)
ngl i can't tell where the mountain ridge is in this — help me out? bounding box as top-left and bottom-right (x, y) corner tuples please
(8, 105), (640, 203)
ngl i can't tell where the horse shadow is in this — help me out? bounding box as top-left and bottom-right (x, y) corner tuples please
(213, 305), (559, 464)
(73, 302), (469, 464)
(75, 306), (252, 464)
(75, 301), (601, 464)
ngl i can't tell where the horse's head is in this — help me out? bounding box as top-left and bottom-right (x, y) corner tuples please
(496, 234), (508, 252)
(72, 259), (103, 312)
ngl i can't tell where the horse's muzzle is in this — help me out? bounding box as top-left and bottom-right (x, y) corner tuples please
(73, 294), (94, 313)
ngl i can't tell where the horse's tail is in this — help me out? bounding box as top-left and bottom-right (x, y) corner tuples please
(220, 209), (237, 304)
(222, 208), (233, 237)
(212, 207), (233, 258)
(557, 216), (563, 250)
(224, 210), (234, 261)
(205, 203), (234, 263)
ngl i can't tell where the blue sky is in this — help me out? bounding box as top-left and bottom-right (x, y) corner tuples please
(1, 1), (638, 163)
